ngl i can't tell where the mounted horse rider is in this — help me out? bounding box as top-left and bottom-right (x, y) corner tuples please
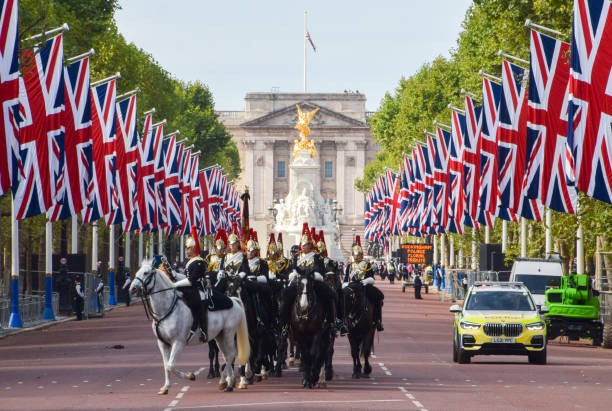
(218, 232), (249, 293)
(316, 230), (348, 336)
(280, 223), (338, 336)
(267, 233), (291, 291)
(243, 232), (275, 329)
(343, 236), (384, 332)
(170, 236), (210, 342)
(205, 229), (228, 291)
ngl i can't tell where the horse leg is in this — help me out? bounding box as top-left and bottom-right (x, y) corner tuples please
(317, 367), (327, 389)
(289, 340), (296, 366)
(166, 341), (196, 381)
(325, 334), (335, 381)
(238, 365), (248, 389)
(216, 332), (236, 392)
(214, 344), (221, 377)
(208, 341), (217, 379)
(349, 336), (361, 379)
(362, 329), (375, 377)
(156, 339), (171, 395)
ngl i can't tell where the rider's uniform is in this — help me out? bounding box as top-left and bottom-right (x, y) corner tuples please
(182, 255), (208, 340)
(204, 252), (224, 290)
(217, 250), (248, 294)
(245, 255), (274, 327)
(343, 260), (384, 330)
(321, 255), (344, 324)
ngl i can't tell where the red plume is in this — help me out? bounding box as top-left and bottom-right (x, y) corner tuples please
(191, 226), (202, 255)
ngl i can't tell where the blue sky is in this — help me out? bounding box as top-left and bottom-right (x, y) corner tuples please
(115, 0), (473, 111)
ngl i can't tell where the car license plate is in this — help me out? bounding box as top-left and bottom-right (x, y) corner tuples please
(491, 337), (515, 343)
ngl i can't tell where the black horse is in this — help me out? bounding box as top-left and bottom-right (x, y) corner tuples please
(323, 269), (342, 381)
(290, 271), (331, 388)
(343, 281), (375, 379)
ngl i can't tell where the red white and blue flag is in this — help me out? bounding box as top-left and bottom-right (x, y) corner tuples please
(0, 0), (19, 197)
(567, 0), (612, 204)
(447, 111), (466, 233)
(48, 55), (93, 221)
(153, 124), (167, 230)
(524, 29), (577, 214)
(136, 113), (156, 231)
(463, 96), (482, 228)
(163, 136), (182, 233)
(13, 33), (65, 219)
(114, 94), (139, 231)
(433, 127), (451, 233)
(82, 78), (116, 223)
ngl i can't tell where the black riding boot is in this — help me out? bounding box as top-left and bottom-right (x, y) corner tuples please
(374, 302), (384, 331)
(200, 302), (209, 342)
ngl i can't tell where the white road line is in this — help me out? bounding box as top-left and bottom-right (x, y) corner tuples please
(168, 400), (178, 407)
(407, 394), (415, 400)
(176, 392), (184, 398)
(413, 400), (424, 408)
(169, 399), (405, 409)
(181, 386), (190, 392)
(193, 367), (206, 376)
(385, 371), (392, 376)
(398, 386), (407, 393)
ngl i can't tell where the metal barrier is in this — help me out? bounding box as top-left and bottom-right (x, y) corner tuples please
(441, 269), (502, 302)
(0, 291), (59, 328)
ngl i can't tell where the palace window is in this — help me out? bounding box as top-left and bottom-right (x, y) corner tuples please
(277, 161), (286, 178)
(324, 161), (333, 178)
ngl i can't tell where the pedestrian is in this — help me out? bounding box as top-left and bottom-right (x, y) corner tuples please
(95, 274), (104, 313)
(73, 278), (85, 320)
(414, 273), (423, 299)
(462, 275), (468, 295)
(388, 263), (396, 284)
(122, 273), (132, 307)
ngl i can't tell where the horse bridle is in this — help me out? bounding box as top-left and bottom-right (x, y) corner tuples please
(134, 266), (179, 325)
(344, 282), (368, 327)
(295, 274), (316, 320)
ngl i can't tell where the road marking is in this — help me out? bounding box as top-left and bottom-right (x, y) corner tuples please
(37, 386), (44, 389)
(397, 387), (425, 410)
(82, 380), (88, 383)
(181, 386), (190, 392)
(385, 371), (392, 376)
(176, 393), (184, 399)
(193, 367), (206, 376)
(169, 400), (178, 407)
(413, 401), (424, 408)
(140, 383), (145, 386)
(166, 399), (405, 409)
(51, 381), (57, 384)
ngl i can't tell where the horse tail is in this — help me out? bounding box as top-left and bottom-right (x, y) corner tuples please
(233, 297), (251, 365)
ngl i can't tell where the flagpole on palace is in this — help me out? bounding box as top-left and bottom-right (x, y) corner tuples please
(303, 10), (307, 92)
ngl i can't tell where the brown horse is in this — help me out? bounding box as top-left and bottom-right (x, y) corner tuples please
(290, 271), (331, 388)
(343, 282), (375, 378)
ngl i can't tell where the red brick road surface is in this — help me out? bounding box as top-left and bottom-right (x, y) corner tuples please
(1, 282), (612, 410)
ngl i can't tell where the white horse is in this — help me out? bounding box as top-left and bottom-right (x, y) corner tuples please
(130, 260), (250, 394)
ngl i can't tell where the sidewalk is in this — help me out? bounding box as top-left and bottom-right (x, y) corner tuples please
(0, 304), (124, 340)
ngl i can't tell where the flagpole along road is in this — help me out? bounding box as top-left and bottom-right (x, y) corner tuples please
(1, 283), (612, 410)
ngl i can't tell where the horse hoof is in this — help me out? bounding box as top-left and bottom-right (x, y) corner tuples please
(261, 373), (268, 380)
(282, 362), (288, 370)
(273, 370), (282, 378)
(218, 382), (227, 391)
(187, 372), (196, 381)
(325, 369), (333, 381)
(223, 386), (234, 392)
(352, 373), (360, 379)
(238, 383), (248, 390)
(207, 370), (215, 379)
(289, 358), (295, 366)
(215, 370), (221, 378)
(157, 387), (169, 395)
(298, 364), (305, 372)
(255, 375), (262, 382)
(318, 381), (327, 389)
(361, 373), (370, 379)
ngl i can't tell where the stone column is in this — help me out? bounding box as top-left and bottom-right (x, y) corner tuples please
(336, 141), (346, 221)
(243, 139), (256, 197)
(354, 140), (367, 218)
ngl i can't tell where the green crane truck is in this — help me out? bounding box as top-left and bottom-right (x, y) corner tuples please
(544, 273), (603, 346)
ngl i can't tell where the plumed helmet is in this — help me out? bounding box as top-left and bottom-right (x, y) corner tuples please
(300, 222), (312, 247)
(185, 236), (196, 249)
(214, 229), (228, 250)
(228, 233), (239, 245)
(267, 233), (277, 255)
(246, 239), (259, 252)
(316, 230), (326, 253)
(290, 245), (299, 254)
(277, 233), (284, 251)
(352, 235), (363, 256)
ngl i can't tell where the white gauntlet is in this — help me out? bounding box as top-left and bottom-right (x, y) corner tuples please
(256, 275), (268, 284)
(361, 277), (374, 286)
(288, 270), (298, 283)
(238, 272), (246, 279)
(173, 278), (192, 288)
(314, 272), (324, 282)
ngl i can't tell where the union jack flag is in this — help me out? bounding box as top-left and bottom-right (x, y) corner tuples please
(153, 124), (167, 230)
(179, 147), (193, 235)
(463, 96), (482, 228)
(497, 60), (542, 221)
(433, 127), (451, 233)
(477, 77), (503, 226)
(188, 153), (201, 235)
(399, 156), (411, 234)
(135, 114), (156, 231)
(567, 0), (612, 204)
(420, 142), (435, 234)
(0, 0), (19, 197)
(410, 148), (425, 235)
(82, 79), (116, 223)
(524, 29), (577, 214)
(14, 33), (65, 219)
(48, 56), (92, 221)
(448, 111), (466, 233)
(163, 136), (182, 233)
(114, 95), (139, 231)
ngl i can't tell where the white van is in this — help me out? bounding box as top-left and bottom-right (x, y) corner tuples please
(509, 258), (564, 307)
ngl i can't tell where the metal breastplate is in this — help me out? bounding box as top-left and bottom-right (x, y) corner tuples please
(224, 252), (243, 274)
(248, 258), (261, 276)
(350, 261), (368, 281)
(207, 254), (223, 272)
(297, 252), (316, 274)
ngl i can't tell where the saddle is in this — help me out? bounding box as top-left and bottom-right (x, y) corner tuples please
(207, 290), (234, 311)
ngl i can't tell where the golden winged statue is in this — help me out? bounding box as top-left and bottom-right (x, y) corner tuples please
(293, 104), (319, 159)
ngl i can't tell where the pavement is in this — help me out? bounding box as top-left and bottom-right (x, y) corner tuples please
(1, 281), (612, 410)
